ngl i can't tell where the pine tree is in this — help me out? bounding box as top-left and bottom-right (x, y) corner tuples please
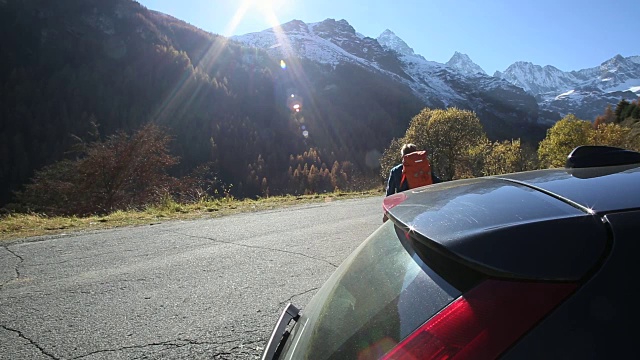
(615, 99), (631, 122)
(594, 105), (616, 128)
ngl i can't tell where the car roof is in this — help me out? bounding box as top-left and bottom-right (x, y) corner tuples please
(384, 163), (640, 281)
(495, 164), (640, 214)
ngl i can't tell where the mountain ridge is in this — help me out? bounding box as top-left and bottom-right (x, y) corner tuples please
(495, 54), (640, 120)
(446, 51), (487, 76)
(234, 18), (639, 123)
(233, 18), (550, 138)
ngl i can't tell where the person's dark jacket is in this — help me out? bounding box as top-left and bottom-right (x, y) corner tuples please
(385, 164), (441, 196)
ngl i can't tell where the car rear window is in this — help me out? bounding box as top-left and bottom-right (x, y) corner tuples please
(279, 221), (482, 360)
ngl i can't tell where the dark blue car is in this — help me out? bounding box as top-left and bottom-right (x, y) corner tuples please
(263, 146), (640, 360)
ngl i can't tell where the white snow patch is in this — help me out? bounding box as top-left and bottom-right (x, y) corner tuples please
(604, 79), (640, 93)
(555, 89), (575, 100)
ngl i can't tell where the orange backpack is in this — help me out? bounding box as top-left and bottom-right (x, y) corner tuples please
(401, 151), (433, 189)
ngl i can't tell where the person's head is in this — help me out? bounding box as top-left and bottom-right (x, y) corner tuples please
(401, 143), (417, 156)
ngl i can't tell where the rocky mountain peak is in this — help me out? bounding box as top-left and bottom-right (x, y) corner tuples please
(509, 61), (535, 70)
(497, 61), (576, 94)
(446, 51), (486, 75)
(376, 29), (415, 57)
(600, 54), (634, 73)
(280, 19), (309, 33)
(313, 18), (357, 39)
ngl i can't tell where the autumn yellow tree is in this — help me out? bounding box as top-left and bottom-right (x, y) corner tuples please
(414, 108), (487, 180)
(593, 101), (640, 151)
(591, 123), (632, 149)
(538, 114), (639, 168)
(381, 108), (488, 181)
(482, 139), (535, 176)
(538, 114), (593, 168)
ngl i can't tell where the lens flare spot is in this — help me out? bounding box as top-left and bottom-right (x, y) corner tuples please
(302, 130), (309, 138)
(293, 104), (300, 110)
(365, 149), (382, 169)
(280, 60), (287, 69)
(291, 94), (295, 98)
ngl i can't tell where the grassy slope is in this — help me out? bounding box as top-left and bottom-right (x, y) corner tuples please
(0, 190), (382, 242)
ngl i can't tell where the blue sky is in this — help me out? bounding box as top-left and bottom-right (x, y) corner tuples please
(136, 0), (638, 74)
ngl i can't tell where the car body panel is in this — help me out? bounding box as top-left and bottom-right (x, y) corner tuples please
(385, 177), (608, 281)
(501, 210), (640, 359)
(497, 164), (640, 214)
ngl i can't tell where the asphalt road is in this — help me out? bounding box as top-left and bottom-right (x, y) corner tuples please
(0, 196), (383, 360)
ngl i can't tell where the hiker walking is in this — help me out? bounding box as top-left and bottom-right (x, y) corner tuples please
(386, 143), (440, 196)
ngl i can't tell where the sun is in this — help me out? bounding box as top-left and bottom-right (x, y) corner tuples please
(227, 0), (289, 35)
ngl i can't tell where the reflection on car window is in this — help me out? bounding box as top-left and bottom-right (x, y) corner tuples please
(286, 222), (461, 360)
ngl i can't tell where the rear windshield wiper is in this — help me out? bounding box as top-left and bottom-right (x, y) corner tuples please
(261, 303), (300, 360)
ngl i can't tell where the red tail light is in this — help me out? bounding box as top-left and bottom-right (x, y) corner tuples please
(382, 279), (577, 360)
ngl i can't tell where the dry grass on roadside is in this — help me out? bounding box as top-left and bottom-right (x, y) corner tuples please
(0, 190), (382, 241)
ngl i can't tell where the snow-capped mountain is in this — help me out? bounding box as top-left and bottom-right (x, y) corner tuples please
(493, 62), (578, 95)
(232, 19), (556, 140)
(495, 55), (640, 120)
(377, 29), (421, 58)
(446, 52), (487, 76)
(232, 19), (392, 69)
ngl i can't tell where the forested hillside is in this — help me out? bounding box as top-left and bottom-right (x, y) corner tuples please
(0, 0), (425, 206)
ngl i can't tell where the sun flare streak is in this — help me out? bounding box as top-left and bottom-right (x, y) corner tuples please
(226, 1), (252, 36)
(218, 0), (324, 141)
(226, 0), (286, 35)
(153, 1), (292, 124)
